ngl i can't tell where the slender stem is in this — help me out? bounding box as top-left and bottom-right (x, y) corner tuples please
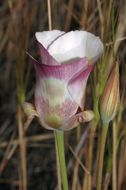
(18, 106), (27, 190)
(82, 118), (99, 189)
(55, 134), (62, 190)
(54, 130), (69, 190)
(47, 0), (52, 30)
(82, 127), (95, 190)
(112, 121), (117, 190)
(97, 122), (109, 190)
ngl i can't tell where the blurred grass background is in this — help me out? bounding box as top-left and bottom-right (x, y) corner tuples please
(0, 0), (126, 190)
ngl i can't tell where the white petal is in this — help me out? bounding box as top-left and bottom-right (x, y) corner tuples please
(36, 77), (75, 107)
(83, 32), (104, 62)
(35, 77), (78, 127)
(35, 30), (65, 49)
(47, 31), (104, 63)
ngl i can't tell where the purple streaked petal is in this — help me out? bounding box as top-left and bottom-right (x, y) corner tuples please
(37, 42), (59, 65)
(30, 55), (91, 111)
(30, 57), (88, 81)
(35, 30), (65, 65)
(68, 65), (93, 110)
(35, 96), (79, 130)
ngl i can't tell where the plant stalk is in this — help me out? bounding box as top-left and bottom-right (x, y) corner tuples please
(47, 0), (52, 30)
(18, 106), (27, 190)
(112, 121), (117, 190)
(97, 122), (109, 190)
(54, 130), (69, 190)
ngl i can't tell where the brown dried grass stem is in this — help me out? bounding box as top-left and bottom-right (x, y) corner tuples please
(0, 134), (53, 148)
(47, 0), (52, 30)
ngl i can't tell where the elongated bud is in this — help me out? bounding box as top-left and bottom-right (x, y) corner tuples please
(100, 63), (120, 123)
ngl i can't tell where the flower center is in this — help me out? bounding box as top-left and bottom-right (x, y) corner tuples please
(45, 114), (62, 129)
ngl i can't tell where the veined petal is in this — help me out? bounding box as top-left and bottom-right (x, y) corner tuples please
(30, 55), (88, 81)
(33, 59), (89, 129)
(68, 64), (93, 110)
(31, 56), (91, 112)
(35, 78), (79, 130)
(37, 42), (59, 65)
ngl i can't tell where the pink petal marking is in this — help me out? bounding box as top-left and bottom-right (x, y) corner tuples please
(68, 64), (93, 110)
(30, 56), (88, 82)
(29, 52), (93, 130)
(35, 97), (78, 130)
(30, 55), (92, 111)
(38, 42), (59, 65)
(30, 54), (92, 115)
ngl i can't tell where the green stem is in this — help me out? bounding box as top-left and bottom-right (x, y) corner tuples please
(54, 130), (69, 190)
(112, 121), (117, 190)
(97, 122), (109, 190)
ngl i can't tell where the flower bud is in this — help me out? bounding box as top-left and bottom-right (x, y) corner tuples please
(100, 63), (120, 123)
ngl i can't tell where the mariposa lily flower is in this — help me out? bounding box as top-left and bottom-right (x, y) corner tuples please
(30, 30), (104, 131)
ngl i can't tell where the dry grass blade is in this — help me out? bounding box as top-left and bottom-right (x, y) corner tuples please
(67, 124), (91, 172)
(106, 0), (126, 78)
(68, 145), (90, 175)
(64, 0), (74, 31)
(0, 134), (53, 148)
(47, 0), (52, 30)
(97, 0), (104, 38)
(71, 155), (81, 190)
